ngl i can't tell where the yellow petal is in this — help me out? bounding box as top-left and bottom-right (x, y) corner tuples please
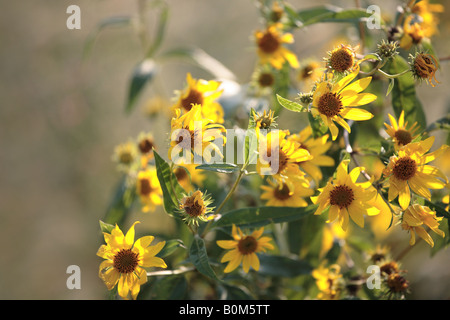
(341, 107), (374, 121)
(341, 93), (377, 107)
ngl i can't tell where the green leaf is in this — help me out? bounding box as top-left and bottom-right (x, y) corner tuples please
(276, 94), (306, 113)
(103, 176), (136, 226)
(159, 47), (236, 81)
(99, 220), (115, 234)
(424, 200), (450, 220)
(308, 112), (328, 138)
(83, 16), (132, 59)
(126, 59), (158, 113)
(218, 283), (254, 300)
(244, 109), (258, 166)
(154, 151), (185, 216)
(290, 5), (376, 27)
(386, 78), (395, 97)
(189, 235), (220, 281)
(145, 4), (169, 58)
(146, 275), (188, 300)
(195, 163), (240, 174)
(425, 114), (450, 134)
(384, 55), (427, 130)
(212, 205), (318, 229)
(126, 59), (157, 114)
(157, 239), (186, 258)
(258, 254), (312, 277)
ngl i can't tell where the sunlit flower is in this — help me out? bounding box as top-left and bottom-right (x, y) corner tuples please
(325, 44), (359, 74)
(411, 0), (444, 38)
(297, 59), (323, 91)
(172, 73), (224, 124)
(312, 262), (343, 300)
(442, 183), (450, 211)
(97, 221), (167, 300)
(383, 136), (448, 210)
(409, 52), (439, 87)
(178, 190), (214, 226)
(288, 126), (335, 183)
(255, 23), (299, 70)
(311, 160), (379, 231)
(136, 167), (163, 213)
(136, 132), (156, 168)
(320, 222), (348, 259)
(400, 204), (445, 247)
(384, 110), (419, 150)
(169, 104), (226, 164)
(217, 225), (274, 273)
(257, 129), (312, 180)
(399, 15), (425, 50)
(112, 140), (138, 172)
(254, 109), (278, 135)
(311, 65), (376, 140)
(260, 176), (314, 207)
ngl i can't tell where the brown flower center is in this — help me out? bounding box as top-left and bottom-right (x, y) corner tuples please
(301, 64), (315, 79)
(181, 89), (204, 111)
(414, 53), (437, 79)
(138, 138), (154, 154)
(329, 48), (354, 72)
(318, 92), (343, 118)
(258, 31), (280, 54)
(119, 152), (134, 165)
(394, 129), (412, 146)
(238, 236), (258, 255)
(393, 156), (417, 181)
(387, 273), (409, 293)
(273, 183), (291, 200)
(176, 127), (198, 150)
(174, 167), (188, 182)
(139, 178), (153, 196)
(258, 72), (275, 87)
(329, 185), (355, 209)
(182, 195), (205, 217)
(113, 249), (139, 274)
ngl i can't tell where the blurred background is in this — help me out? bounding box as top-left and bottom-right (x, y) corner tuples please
(0, 0), (449, 299)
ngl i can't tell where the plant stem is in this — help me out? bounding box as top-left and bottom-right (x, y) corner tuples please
(377, 68), (411, 79)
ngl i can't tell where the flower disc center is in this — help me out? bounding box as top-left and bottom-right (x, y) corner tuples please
(113, 249), (139, 274)
(393, 156), (417, 180)
(318, 92), (343, 118)
(329, 185), (355, 209)
(258, 31), (280, 54)
(238, 236), (258, 255)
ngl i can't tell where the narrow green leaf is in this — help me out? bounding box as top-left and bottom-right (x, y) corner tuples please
(126, 59), (157, 113)
(159, 47), (236, 81)
(145, 4), (169, 58)
(425, 114), (450, 134)
(212, 205), (318, 229)
(157, 239), (186, 258)
(244, 109), (258, 166)
(99, 220), (115, 234)
(153, 151), (185, 216)
(189, 235), (220, 281)
(83, 16), (132, 59)
(195, 163), (240, 174)
(386, 78), (395, 96)
(276, 94), (306, 113)
(295, 6), (375, 27)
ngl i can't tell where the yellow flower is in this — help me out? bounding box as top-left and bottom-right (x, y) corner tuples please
(442, 183), (450, 211)
(217, 225), (274, 273)
(173, 163), (206, 193)
(257, 129), (312, 180)
(311, 160), (379, 231)
(112, 140), (138, 172)
(136, 132), (156, 169)
(297, 59), (324, 91)
(312, 263), (343, 300)
(288, 126), (335, 183)
(400, 15), (425, 50)
(401, 204), (445, 247)
(97, 221), (167, 300)
(178, 190), (215, 226)
(169, 104), (226, 163)
(383, 136), (448, 210)
(411, 0), (444, 38)
(260, 176), (314, 207)
(172, 73), (224, 124)
(384, 110), (419, 150)
(311, 65), (376, 140)
(255, 23), (299, 70)
(320, 222), (348, 259)
(325, 44), (359, 74)
(136, 167), (163, 213)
